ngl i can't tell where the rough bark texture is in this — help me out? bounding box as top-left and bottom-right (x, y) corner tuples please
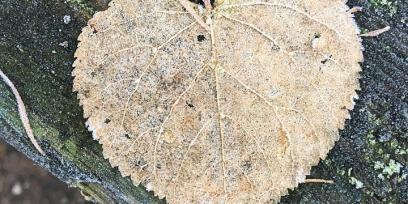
(0, 0), (406, 203)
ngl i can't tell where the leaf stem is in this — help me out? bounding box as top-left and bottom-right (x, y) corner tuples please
(178, 0), (210, 31)
(360, 26), (390, 37)
(304, 178), (334, 184)
(203, 0), (212, 11)
(0, 69), (46, 155)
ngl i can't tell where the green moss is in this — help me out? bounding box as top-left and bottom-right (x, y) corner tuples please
(398, 174), (407, 183)
(349, 177), (364, 189)
(374, 159), (404, 180)
(356, 101), (407, 200)
(401, 17), (408, 26)
(65, 0), (97, 17)
(0, 0), (164, 202)
(369, 0), (399, 16)
(383, 159), (403, 177)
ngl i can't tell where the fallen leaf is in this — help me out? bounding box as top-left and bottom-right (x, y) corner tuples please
(73, 0), (363, 203)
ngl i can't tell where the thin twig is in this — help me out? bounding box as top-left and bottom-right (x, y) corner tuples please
(304, 178), (334, 184)
(178, 0), (210, 31)
(0, 69), (46, 155)
(360, 26), (390, 37)
(203, 0), (213, 11)
(348, 6), (363, 14)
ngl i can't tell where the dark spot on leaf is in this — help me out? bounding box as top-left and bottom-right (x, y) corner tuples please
(83, 90), (90, 98)
(197, 34), (206, 42)
(271, 44), (280, 51)
(242, 160), (252, 172)
(90, 24), (98, 34)
(321, 54), (332, 64)
(186, 100), (194, 108)
(189, 0), (215, 6)
(132, 157), (147, 168)
(321, 58), (329, 64)
(104, 118), (111, 124)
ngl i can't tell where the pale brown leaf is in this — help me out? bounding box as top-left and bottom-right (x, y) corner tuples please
(73, 0), (363, 203)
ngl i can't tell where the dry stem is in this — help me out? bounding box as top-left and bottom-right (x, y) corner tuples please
(0, 69), (46, 155)
(178, 0), (210, 31)
(348, 6), (363, 14)
(203, 0), (212, 11)
(304, 178), (334, 184)
(360, 26), (391, 37)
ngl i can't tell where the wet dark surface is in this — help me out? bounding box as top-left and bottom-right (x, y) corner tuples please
(0, 141), (88, 204)
(0, 0), (406, 203)
(0, 0), (161, 203)
(282, 0), (408, 203)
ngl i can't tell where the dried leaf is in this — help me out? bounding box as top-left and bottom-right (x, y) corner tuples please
(73, 0), (363, 203)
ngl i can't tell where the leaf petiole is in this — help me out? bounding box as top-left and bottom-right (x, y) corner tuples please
(178, 0), (210, 31)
